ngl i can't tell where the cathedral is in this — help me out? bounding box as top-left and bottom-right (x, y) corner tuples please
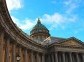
(0, 0), (84, 62)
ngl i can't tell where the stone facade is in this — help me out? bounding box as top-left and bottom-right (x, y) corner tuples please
(0, 0), (84, 62)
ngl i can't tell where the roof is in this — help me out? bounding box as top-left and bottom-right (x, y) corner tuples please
(30, 18), (49, 35)
(42, 36), (66, 45)
(42, 36), (84, 46)
(49, 37), (66, 44)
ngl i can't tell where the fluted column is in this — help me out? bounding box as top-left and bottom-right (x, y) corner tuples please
(0, 32), (4, 62)
(42, 54), (45, 62)
(76, 53), (80, 62)
(5, 39), (10, 62)
(55, 52), (58, 62)
(51, 53), (54, 62)
(69, 52), (72, 62)
(24, 49), (28, 62)
(62, 52), (65, 62)
(12, 44), (16, 62)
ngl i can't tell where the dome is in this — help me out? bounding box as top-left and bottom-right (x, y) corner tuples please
(30, 18), (50, 36)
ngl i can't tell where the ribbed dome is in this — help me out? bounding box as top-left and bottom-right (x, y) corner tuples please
(30, 18), (50, 35)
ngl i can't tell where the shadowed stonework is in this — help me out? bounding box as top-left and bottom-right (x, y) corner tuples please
(0, 0), (84, 62)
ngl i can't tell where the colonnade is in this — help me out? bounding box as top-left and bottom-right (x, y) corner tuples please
(48, 52), (84, 62)
(0, 32), (45, 62)
(0, 31), (84, 62)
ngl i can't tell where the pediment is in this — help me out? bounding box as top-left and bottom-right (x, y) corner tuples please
(58, 38), (84, 47)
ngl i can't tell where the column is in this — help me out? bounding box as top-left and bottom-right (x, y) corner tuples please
(5, 39), (10, 62)
(19, 47), (22, 62)
(24, 49), (28, 62)
(76, 53), (80, 62)
(36, 53), (41, 62)
(62, 52), (65, 62)
(55, 52), (58, 62)
(69, 52), (72, 62)
(51, 53), (54, 62)
(82, 53), (84, 62)
(31, 51), (34, 62)
(12, 44), (16, 62)
(48, 54), (51, 62)
(0, 32), (4, 62)
(42, 54), (45, 62)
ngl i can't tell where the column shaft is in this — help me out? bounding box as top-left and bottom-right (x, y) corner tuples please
(51, 54), (54, 62)
(37, 53), (41, 62)
(48, 54), (51, 62)
(5, 39), (10, 62)
(19, 47), (22, 62)
(69, 53), (73, 62)
(31, 51), (34, 62)
(76, 53), (80, 62)
(82, 53), (84, 62)
(55, 52), (58, 62)
(62, 52), (65, 62)
(0, 32), (4, 62)
(25, 49), (28, 62)
(42, 54), (45, 62)
(12, 44), (16, 62)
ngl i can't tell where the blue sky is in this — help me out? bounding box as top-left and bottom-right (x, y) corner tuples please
(6, 0), (84, 41)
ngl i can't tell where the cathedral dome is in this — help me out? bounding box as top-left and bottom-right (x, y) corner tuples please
(30, 18), (50, 42)
(30, 18), (50, 36)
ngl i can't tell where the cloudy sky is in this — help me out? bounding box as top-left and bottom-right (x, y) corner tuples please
(6, 0), (84, 41)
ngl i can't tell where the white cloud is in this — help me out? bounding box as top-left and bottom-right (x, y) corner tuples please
(11, 16), (35, 31)
(11, 12), (77, 32)
(63, 0), (81, 14)
(6, 0), (23, 11)
(41, 13), (77, 30)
